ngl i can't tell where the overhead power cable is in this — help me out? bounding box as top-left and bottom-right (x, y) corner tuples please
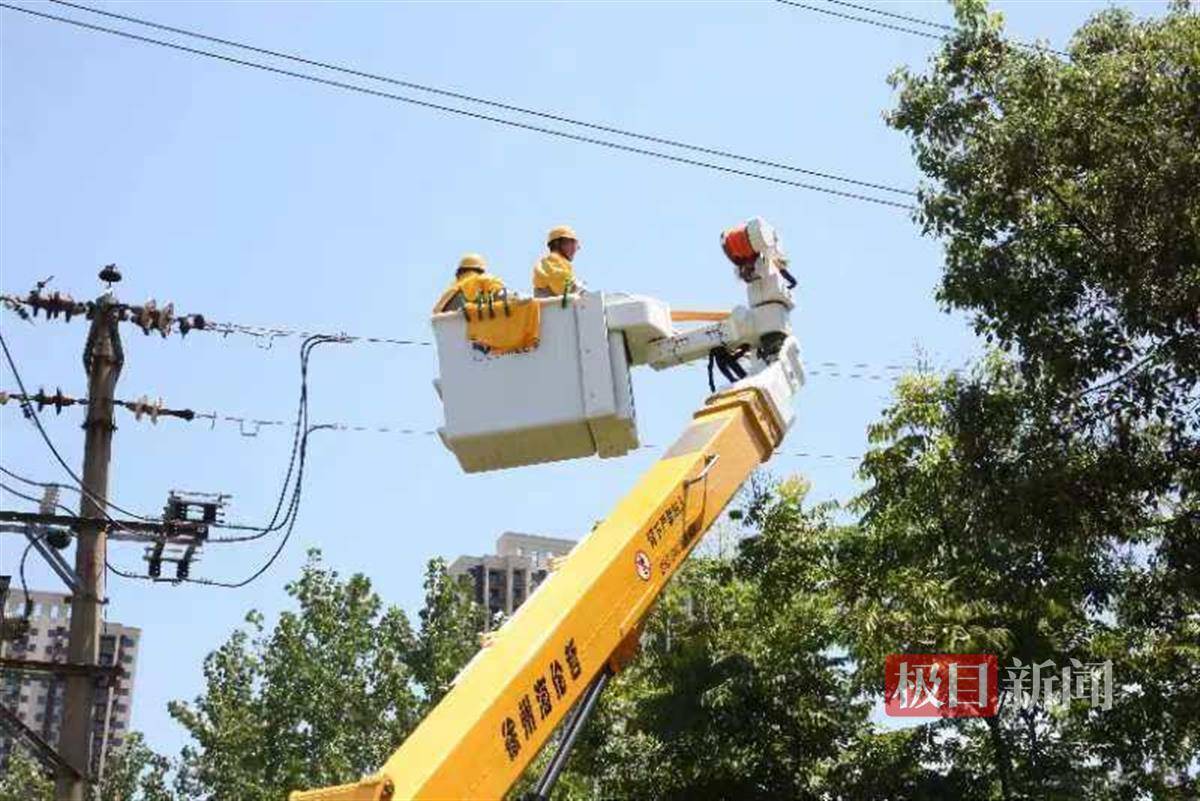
(773, 0), (1069, 58)
(0, 3), (915, 211)
(201, 321), (431, 348)
(4, 400), (866, 462)
(1, 480), (68, 511)
(201, 335), (346, 545)
(107, 336), (347, 589)
(1, 327), (346, 590)
(0, 340), (341, 586)
(0, 465), (74, 494)
(775, 0), (944, 41)
(0, 330), (156, 522)
(1, 284), (921, 375)
(822, 0), (953, 32)
(48, 0), (916, 199)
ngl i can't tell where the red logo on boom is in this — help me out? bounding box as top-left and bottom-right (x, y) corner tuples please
(634, 551), (652, 581)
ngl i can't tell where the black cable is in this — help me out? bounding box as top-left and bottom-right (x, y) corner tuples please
(0, 329), (156, 521)
(178, 336), (341, 583)
(110, 423), (329, 587)
(0, 465), (77, 493)
(774, 0), (1069, 58)
(0, 3), (915, 211)
(49, 0), (916, 199)
(206, 336), (342, 541)
(17, 534), (40, 620)
(108, 337), (344, 588)
(823, 0), (953, 32)
(775, 0), (945, 41)
(0, 480), (75, 515)
(0, 481), (48, 507)
(1, 329), (337, 588)
(188, 424), (331, 587)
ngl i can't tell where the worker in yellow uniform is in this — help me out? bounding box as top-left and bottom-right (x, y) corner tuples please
(533, 225), (584, 297)
(433, 253), (507, 313)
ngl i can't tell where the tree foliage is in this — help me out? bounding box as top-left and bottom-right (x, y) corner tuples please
(891, 0), (1198, 450)
(888, 0), (1198, 554)
(0, 748), (51, 801)
(0, 733), (171, 801)
(168, 550), (484, 800)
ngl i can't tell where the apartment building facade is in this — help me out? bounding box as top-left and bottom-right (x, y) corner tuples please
(0, 589), (141, 774)
(448, 532), (576, 622)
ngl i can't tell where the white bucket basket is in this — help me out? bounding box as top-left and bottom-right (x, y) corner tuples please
(433, 292), (640, 473)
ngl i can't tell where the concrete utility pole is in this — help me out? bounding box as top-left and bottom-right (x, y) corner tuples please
(56, 272), (124, 799)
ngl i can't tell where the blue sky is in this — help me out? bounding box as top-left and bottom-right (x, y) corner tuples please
(0, 0), (1149, 761)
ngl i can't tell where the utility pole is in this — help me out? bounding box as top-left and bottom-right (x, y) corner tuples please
(56, 268), (124, 799)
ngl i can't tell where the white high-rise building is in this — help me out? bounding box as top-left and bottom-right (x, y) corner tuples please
(448, 532), (576, 622)
(0, 589), (141, 774)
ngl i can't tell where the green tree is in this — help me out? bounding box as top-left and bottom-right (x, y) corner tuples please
(0, 735), (171, 801)
(97, 732), (175, 801)
(891, 0), (1197, 418)
(0, 749), (52, 801)
(169, 549), (483, 800)
(887, 0), (1198, 550)
(802, 4), (1200, 797)
(409, 557), (488, 705)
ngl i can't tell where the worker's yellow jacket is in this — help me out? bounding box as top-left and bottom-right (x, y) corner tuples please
(532, 252), (580, 296)
(433, 272), (507, 313)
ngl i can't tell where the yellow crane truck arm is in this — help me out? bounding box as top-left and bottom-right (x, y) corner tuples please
(293, 217), (801, 800)
(292, 384), (786, 801)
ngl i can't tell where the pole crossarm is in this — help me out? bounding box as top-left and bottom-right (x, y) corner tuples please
(0, 510), (207, 541)
(0, 657), (124, 684)
(0, 702), (84, 779)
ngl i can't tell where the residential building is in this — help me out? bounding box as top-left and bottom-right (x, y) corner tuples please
(448, 532), (576, 622)
(0, 589), (141, 774)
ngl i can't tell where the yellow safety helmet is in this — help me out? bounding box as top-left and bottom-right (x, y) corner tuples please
(546, 225), (578, 245)
(457, 253), (487, 274)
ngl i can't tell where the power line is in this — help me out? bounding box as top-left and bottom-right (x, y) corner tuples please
(823, 0), (953, 32)
(775, 0), (944, 41)
(0, 281), (930, 378)
(0, 330), (156, 522)
(1, 287), (919, 375)
(1, 480), (70, 511)
(0, 3), (915, 211)
(774, 0), (1069, 58)
(201, 321), (432, 348)
(48, 0), (916, 199)
(202, 336), (346, 543)
(4, 401), (866, 463)
(0, 465), (76, 494)
(53, 336), (347, 588)
(2, 283), (924, 375)
(106, 336), (346, 590)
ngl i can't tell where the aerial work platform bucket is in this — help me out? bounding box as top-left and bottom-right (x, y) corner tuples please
(433, 292), (648, 473)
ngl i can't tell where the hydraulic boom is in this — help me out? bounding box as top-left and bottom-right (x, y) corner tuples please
(292, 219), (804, 800)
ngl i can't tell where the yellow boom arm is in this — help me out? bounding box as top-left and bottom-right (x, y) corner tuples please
(292, 383), (787, 801)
